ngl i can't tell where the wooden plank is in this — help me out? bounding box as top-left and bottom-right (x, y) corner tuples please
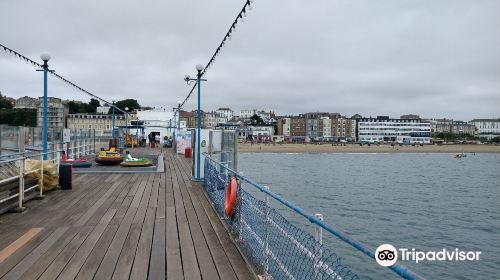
(129, 206), (156, 279)
(73, 224), (119, 280)
(0, 175), (107, 278)
(56, 208), (117, 280)
(74, 174), (141, 279)
(74, 180), (121, 227)
(176, 161), (241, 280)
(37, 226), (94, 280)
(172, 160), (220, 279)
(111, 173), (155, 280)
(0, 228), (43, 263)
(165, 156), (183, 279)
(129, 173), (159, 279)
(171, 161), (201, 280)
(149, 173), (166, 280)
(1, 227), (68, 280)
(19, 227), (81, 280)
(92, 177), (148, 280)
(175, 153), (254, 280)
(14, 174), (130, 280)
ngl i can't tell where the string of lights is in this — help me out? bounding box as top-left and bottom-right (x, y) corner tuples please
(0, 43), (127, 114)
(178, 0), (255, 108)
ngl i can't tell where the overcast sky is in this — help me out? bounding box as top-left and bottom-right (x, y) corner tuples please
(1, 0), (499, 120)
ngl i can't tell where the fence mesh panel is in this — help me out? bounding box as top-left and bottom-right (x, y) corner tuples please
(204, 159), (359, 280)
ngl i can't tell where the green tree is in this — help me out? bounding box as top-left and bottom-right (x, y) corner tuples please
(250, 114), (265, 125)
(490, 136), (500, 143)
(89, 98), (100, 111)
(68, 99), (99, 114)
(0, 93), (13, 109)
(109, 99), (141, 114)
(0, 108), (36, 126)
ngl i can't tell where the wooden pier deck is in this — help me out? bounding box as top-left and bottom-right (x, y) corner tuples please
(0, 149), (254, 280)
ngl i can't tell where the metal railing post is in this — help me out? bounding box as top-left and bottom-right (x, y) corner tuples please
(264, 185), (271, 278)
(18, 158), (25, 211)
(56, 151), (60, 169)
(237, 176), (244, 243)
(314, 213), (324, 280)
(39, 151), (44, 198)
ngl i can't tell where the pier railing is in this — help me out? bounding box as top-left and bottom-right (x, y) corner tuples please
(0, 125), (95, 159)
(0, 150), (61, 215)
(203, 154), (423, 280)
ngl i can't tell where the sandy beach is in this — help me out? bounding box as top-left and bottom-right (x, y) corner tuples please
(238, 143), (500, 153)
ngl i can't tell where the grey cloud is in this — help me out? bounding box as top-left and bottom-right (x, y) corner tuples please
(1, 0), (499, 120)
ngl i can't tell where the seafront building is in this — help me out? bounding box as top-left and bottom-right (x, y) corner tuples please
(215, 107), (234, 121)
(357, 116), (431, 144)
(14, 96), (39, 109)
(66, 113), (126, 130)
(331, 116), (356, 141)
(96, 106), (111, 114)
(135, 108), (173, 140)
(238, 109), (276, 123)
(469, 118), (500, 139)
(428, 118), (476, 135)
(277, 113), (357, 142)
(36, 97), (66, 129)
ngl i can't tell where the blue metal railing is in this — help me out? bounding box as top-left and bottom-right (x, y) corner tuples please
(203, 153), (424, 280)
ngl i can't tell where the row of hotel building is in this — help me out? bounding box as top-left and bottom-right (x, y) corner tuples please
(276, 113), (500, 144)
(11, 96), (500, 144)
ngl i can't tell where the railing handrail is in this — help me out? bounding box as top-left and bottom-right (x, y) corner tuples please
(0, 149), (63, 161)
(203, 153), (424, 280)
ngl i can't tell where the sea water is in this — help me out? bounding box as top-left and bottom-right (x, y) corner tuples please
(238, 153), (500, 280)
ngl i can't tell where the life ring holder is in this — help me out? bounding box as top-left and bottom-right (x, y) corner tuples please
(224, 177), (238, 217)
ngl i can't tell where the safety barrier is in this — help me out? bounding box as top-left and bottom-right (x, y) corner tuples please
(203, 154), (423, 280)
(0, 150), (61, 214)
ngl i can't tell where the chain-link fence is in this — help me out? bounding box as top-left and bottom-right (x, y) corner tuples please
(204, 157), (359, 280)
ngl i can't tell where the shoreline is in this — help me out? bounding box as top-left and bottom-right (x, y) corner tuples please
(238, 143), (500, 154)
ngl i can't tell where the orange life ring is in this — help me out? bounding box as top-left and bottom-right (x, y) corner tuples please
(224, 177), (238, 217)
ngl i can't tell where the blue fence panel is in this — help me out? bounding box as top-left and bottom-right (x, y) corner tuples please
(204, 159), (359, 280)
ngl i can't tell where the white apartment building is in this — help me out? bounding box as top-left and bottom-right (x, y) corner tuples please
(239, 109), (255, 119)
(136, 109), (174, 140)
(67, 113), (126, 130)
(15, 96), (39, 109)
(321, 117), (332, 138)
(248, 126), (274, 141)
(239, 109), (274, 123)
(205, 111), (228, 128)
(350, 119), (357, 139)
(357, 117), (431, 144)
(282, 117), (291, 137)
(469, 118), (500, 138)
(216, 108), (234, 121)
(96, 106), (111, 114)
(37, 97), (65, 129)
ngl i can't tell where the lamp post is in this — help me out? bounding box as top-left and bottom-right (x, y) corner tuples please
(195, 64), (203, 181)
(136, 118), (139, 147)
(111, 101), (115, 139)
(40, 53), (51, 160)
(177, 100), (181, 130)
(124, 107), (129, 135)
(125, 107), (129, 146)
(184, 64), (206, 181)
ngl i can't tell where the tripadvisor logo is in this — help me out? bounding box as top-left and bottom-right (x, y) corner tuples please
(375, 244), (482, 267)
(375, 244), (398, 266)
